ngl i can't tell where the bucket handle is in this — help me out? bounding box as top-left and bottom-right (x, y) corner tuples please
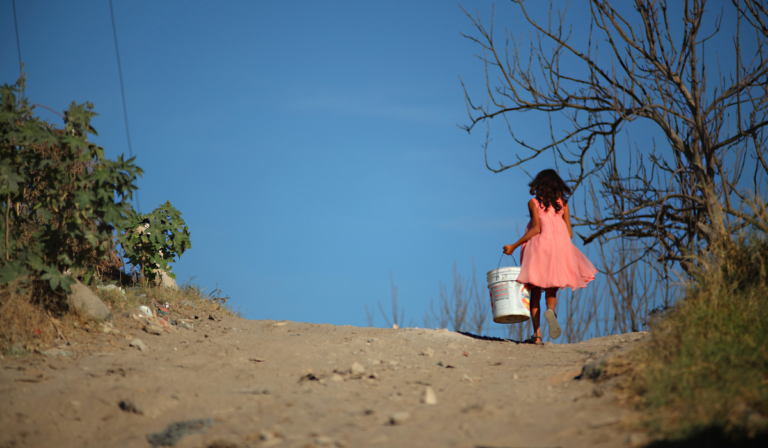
(498, 252), (519, 269)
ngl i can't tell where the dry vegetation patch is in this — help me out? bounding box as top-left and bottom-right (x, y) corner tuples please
(615, 237), (768, 443)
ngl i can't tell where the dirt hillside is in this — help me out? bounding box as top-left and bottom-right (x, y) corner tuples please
(0, 312), (649, 448)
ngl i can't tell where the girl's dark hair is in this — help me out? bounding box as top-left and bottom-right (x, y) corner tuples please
(528, 169), (571, 213)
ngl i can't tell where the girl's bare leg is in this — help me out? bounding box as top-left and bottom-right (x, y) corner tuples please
(545, 287), (558, 311)
(529, 287), (542, 342)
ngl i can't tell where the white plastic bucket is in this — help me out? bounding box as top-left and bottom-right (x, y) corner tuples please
(486, 266), (531, 324)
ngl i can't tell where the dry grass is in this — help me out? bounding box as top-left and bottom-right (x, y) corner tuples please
(0, 277), (237, 358)
(0, 282), (56, 356)
(620, 235), (768, 442)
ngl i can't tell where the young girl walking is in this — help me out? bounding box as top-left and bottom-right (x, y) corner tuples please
(503, 169), (597, 344)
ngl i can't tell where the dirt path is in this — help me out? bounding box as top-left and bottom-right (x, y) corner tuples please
(1, 314), (649, 448)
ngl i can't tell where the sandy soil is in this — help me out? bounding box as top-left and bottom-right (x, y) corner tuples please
(0, 311), (650, 448)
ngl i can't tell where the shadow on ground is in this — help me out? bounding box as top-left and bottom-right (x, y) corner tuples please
(644, 426), (768, 448)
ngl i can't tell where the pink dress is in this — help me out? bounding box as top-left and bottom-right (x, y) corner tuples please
(518, 198), (597, 290)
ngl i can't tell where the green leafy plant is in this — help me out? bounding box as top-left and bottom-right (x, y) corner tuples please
(120, 201), (191, 284)
(0, 74), (141, 298)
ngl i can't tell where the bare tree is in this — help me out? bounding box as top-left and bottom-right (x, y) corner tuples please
(467, 259), (490, 335)
(364, 303), (375, 327)
(378, 271), (406, 328)
(461, 0), (768, 275)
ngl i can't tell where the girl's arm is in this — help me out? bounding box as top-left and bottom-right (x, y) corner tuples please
(503, 199), (541, 255)
(563, 203), (573, 239)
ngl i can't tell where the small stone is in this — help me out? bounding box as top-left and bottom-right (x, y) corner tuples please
(462, 374), (481, 383)
(350, 362), (365, 375)
(119, 399), (143, 414)
(259, 430), (282, 447)
(389, 411), (410, 425)
(143, 323), (163, 336)
(130, 338), (149, 352)
(315, 435), (334, 446)
(513, 374), (519, 379)
(331, 374), (344, 382)
(388, 360), (399, 366)
(392, 324), (399, 329)
(626, 432), (649, 446)
(421, 347), (435, 357)
(422, 387), (437, 405)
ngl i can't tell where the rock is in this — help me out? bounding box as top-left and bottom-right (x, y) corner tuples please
(100, 322), (119, 334)
(130, 338), (149, 352)
(146, 418), (215, 448)
(68, 280), (111, 320)
(582, 357), (608, 380)
(350, 362), (365, 375)
(143, 323), (163, 336)
(151, 268), (179, 290)
(392, 324), (399, 329)
(119, 399), (142, 414)
(422, 387), (437, 405)
(389, 411), (410, 425)
(258, 430), (282, 447)
(420, 347), (435, 357)
(330, 374), (344, 382)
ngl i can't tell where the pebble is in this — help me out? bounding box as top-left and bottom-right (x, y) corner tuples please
(350, 362), (365, 375)
(421, 347), (435, 357)
(118, 399), (142, 414)
(626, 432), (649, 446)
(422, 387), (437, 405)
(389, 411), (410, 425)
(314, 435), (334, 446)
(462, 374), (481, 383)
(130, 338), (149, 352)
(331, 374), (344, 382)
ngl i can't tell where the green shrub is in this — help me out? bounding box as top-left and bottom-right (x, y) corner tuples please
(0, 74), (141, 299)
(120, 200), (191, 284)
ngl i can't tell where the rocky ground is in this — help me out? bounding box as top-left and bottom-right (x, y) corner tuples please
(0, 310), (650, 448)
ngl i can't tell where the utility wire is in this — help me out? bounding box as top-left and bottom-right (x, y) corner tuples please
(12, 0), (22, 74)
(109, 0), (141, 213)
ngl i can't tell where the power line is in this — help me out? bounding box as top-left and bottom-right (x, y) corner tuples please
(109, 0), (141, 213)
(12, 0), (22, 74)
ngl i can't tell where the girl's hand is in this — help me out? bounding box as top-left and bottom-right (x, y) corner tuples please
(503, 244), (516, 255)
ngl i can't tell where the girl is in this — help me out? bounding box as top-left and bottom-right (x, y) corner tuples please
(503, 169), (597, 345)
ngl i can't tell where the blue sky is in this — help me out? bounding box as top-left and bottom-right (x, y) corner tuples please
(1, 1), (742, 335)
